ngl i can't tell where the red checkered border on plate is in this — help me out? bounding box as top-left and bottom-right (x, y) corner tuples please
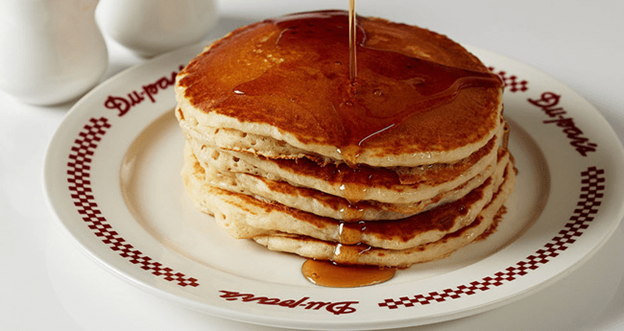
(378, 166), (604, 309)
(489, 66), (529, 93)
(66, 117), (199, 287)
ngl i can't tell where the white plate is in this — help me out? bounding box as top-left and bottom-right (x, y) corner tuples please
(44, 43), (624, 330)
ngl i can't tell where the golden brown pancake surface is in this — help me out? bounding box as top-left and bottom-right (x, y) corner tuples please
(177, 10), (503, 164)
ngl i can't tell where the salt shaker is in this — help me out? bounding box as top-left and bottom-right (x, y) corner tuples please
(96, 0), (218, 57)
(0, 0), (108, 106)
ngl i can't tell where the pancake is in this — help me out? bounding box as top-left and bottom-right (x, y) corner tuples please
(182, 143), (511, 251)
(186, 126), (501, 205)
(201, 152), (499, 221)
(175, 10), (504, 167)
(252, 161), (516, 268)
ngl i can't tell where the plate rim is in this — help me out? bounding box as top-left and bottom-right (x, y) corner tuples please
(43, 42), (624, 330)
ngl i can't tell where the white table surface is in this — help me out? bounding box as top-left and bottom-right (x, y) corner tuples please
(2, 1), (624, 330)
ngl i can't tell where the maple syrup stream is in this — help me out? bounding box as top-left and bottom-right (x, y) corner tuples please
(300, 1), (399, 288)
(348, 0), (357, 81)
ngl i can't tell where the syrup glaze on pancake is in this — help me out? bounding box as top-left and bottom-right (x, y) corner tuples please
(177, 10), (503, 166)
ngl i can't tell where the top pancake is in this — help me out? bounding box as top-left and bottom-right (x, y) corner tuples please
(175, 10), (503, 167)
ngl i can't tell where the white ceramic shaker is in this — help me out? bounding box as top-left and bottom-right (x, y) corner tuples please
(96, 0), (218, 57)
(0, 0), (108, 106)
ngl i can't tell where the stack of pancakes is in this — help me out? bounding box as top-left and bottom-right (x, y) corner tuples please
(175, 11), (516, 268)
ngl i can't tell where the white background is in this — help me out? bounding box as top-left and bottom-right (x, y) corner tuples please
(2, 0), (624, 330)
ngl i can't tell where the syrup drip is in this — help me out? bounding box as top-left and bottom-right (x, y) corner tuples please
(348, 0), (357, 81)
(338, 221), (366, 244)
(302, 259), (396, 288)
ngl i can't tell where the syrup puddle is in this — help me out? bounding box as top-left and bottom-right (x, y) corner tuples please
(302, 259), (396, 288)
